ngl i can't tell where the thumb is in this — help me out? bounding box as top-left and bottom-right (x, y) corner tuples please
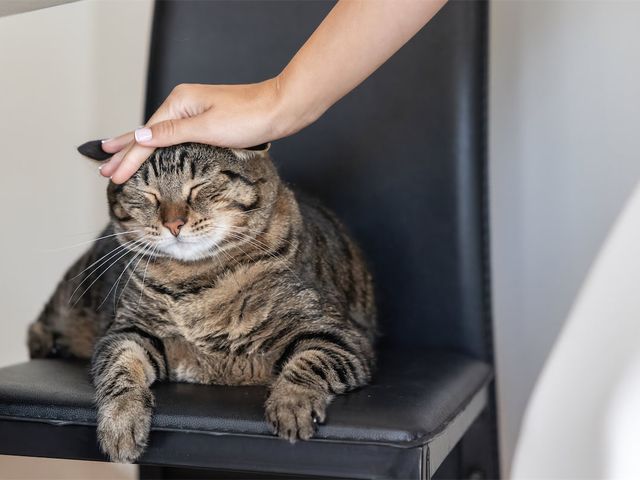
(134, 117), (209, 147)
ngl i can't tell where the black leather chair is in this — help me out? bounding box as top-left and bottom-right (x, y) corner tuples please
(0, 1), (498, 478)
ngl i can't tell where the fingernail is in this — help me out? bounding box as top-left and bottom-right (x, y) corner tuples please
(134, 127), (152, 142)
(101, 138), (113, 144)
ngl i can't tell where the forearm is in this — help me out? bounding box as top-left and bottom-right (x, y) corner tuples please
(274, 0), (447, 135)
(100, 0), (447, 183)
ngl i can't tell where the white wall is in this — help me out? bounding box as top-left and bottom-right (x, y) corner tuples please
(490, 0), (640, 475)
(0, 0), (153, 477)
(511, 181), (640, 478)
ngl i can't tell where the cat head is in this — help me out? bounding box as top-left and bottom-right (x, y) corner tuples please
(106, 143), (280, 262)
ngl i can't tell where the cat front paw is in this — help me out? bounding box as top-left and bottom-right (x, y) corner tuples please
(265, 381), (330, 443)
(97, 388), (153, 463)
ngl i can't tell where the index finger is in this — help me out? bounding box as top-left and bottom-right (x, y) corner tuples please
(110, 143), (157, 184)
(101, 132), (135, 154)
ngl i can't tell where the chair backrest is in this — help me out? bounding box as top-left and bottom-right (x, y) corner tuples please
(146, 0), (491, 361)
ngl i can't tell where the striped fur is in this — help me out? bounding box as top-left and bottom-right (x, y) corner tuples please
(28, 143), (376, 462)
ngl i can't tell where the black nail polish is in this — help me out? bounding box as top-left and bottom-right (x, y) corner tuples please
(77, 139), (112, 161)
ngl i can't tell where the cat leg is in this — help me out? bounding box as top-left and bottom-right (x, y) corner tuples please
(28, 296), (67, 359)
(28, 304), (99, 359)
(27, 321), (55, 358)
(28, 254), (104, 360)
(91, 325), (167, 463)
(265, 330), (374, 442)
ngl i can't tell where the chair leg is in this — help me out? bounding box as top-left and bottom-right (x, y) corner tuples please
(458, 399), (501, 479)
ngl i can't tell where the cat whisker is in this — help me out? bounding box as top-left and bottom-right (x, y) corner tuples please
(221, 231), (276, 258)
(195, 233), (245, 289)
(223, 230), (295, 265)
(137, 243), (160, 311)
(215, 224), (298, 257)
(92, 229), (143, 242)
(117, 242), (155, 308)
(114, 242), (155, 311)
(211, 245), (244, 290)
(69, 238), (141, 281)
(223, 230), (339, 299)
(221, 224), (297, 248)
(58, 228), (114, 238)
(68, 237), (147, 306)
(42, 229), (142, 252)
(189, 223), (290, 254)
(218, 230), (307, 288)
(98, 241), (151, 311)
(68, 237), (146, 294)
(68, 246), (135, 304)
(182, 224), (277, 261)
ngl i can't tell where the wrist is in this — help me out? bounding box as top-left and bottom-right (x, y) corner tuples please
(267, 70), (327, 140)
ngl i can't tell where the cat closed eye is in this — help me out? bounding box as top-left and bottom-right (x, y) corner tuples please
(187, 181), (209, 204)
(141, 191), (160, 205)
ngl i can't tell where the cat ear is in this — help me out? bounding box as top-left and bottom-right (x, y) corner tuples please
(231, 143), (271, 161)
(77, 139), (112, 161)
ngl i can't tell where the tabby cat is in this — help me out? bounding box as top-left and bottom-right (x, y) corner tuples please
(28, 143), (376, 463)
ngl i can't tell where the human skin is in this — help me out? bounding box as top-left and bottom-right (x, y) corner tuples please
(100, 0), (448, 184)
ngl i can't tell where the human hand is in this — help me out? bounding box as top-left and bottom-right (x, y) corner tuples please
(99, 78), (290, 184)
(98, 0), (447, 184)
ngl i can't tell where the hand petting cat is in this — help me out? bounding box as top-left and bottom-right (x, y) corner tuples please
(100, 80), (290, 184)
(98, 0), (447, 183)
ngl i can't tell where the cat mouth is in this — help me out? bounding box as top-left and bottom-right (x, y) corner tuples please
(156, 229), (227, 262)
(173, 236), (196, 244)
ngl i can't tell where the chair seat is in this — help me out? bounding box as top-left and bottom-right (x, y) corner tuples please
(0, 348), (491, 479)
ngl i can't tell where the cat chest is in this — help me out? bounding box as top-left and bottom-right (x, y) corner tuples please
(145, 261), (275, 330)
(154, 283), (273, 349)
(164, 335), (276, 385)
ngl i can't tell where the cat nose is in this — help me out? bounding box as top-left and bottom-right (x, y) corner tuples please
(164, 219), (185, 237)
